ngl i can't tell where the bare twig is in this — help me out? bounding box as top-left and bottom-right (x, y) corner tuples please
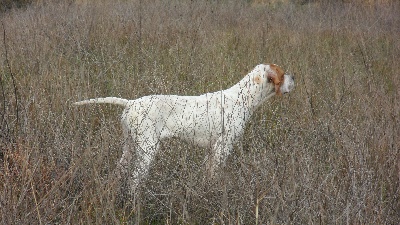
(0, 21), (9, 141)
(2, 21), (19, 139)
(30, 173), (43, 225)
(137, 0), (143, 75)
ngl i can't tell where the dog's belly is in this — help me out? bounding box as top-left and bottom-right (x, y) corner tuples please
(161, 119), (219, 148)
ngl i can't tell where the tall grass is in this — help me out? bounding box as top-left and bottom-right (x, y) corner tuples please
(1, 0), (399, 224)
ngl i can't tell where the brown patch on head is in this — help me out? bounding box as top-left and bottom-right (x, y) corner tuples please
(253, 75), (262, 84)
(267, 64), (285, 96)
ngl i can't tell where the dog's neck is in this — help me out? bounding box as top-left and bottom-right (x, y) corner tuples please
(224, 66), (275, 115)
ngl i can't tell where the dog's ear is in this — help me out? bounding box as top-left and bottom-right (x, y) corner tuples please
(267, 64), (284, 96)
(270, 64), (284, 79)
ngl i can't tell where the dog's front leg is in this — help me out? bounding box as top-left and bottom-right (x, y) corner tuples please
(207, 136), (234, 177)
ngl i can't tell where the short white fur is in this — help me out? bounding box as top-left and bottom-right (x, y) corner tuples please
(74, 64), (295, 191)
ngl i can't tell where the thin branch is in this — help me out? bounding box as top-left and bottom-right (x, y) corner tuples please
(2, 21), (19, 138)
(1, 21), (9, 142)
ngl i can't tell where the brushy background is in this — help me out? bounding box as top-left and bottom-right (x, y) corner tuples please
(1, 0), (399, 224)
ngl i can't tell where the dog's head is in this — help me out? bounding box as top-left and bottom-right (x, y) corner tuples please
(266, 64), (295, 96)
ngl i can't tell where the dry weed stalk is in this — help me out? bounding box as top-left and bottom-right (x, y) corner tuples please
(0, 0), (399, 224)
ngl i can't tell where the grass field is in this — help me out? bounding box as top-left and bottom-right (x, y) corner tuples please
(1, 0), (399, 224)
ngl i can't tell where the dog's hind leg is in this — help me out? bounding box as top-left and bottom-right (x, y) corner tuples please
(117, 139), (159, 197)
(129, 136), (160, 191)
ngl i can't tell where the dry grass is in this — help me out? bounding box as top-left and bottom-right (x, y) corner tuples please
(1, 0), (399, 224)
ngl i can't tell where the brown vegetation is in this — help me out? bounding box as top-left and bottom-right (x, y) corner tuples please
(1, 0), (399, 224)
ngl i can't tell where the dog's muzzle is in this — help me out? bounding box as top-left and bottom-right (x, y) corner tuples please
(281, 74), (295, 94)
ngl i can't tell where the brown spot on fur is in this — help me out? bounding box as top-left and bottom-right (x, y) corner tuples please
(253, 75), (262, 84)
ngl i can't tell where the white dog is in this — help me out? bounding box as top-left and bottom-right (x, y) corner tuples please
(74, 64), (294, 190)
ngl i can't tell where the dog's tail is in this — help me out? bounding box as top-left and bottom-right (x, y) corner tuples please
(73, 97), (129, 107)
